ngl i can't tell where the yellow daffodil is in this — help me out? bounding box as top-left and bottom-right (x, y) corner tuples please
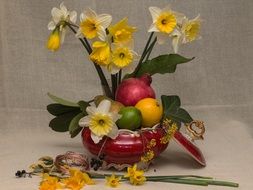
(69, 168), (95, 185)
(124, 164), (137, 178)
(79, 100), (121, 143)
(39, 174), (62, 190)
(62, 177), (85, 190)
(171, 15), (201, 53)
(130, 170), (146, 185)
(124, 164), (146, 185)
(47, 29), (61, 51)
(48, 2), (77, 44)
(148, 5), (183, 44)
(181, 15), (201, 43)
(106, 174), (121, 188)
(108, 18), (136, 43)
(76, 8), (112, 40)
(108, 44), (138, 74)
(90, 41), (111, 66)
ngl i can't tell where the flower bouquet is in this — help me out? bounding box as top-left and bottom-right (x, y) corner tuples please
(46, 3), (206, 171)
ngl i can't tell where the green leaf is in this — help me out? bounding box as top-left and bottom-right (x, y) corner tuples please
(78, 100), (90, 113)
(69, 112), (86, 138)
(161, 95), (193, 124)
(47, 103), (81, 116)
(47, 93), (79, 107)
(167, 108), (193, 124)
(49, 111), (81, 132)
(136, 54), (194, 77)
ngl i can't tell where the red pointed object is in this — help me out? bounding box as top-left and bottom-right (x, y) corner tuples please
(173, 131), (206, 166)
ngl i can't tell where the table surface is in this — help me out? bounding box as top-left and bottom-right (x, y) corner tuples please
(0, 107), (252, 190)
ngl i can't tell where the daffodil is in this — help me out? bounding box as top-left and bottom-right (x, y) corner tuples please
(124, 164), (146, 185)
(90, 41), (111, 66)
(108, 44), (138, 74)
(47, 29), (61, 51)
(69, 168), (95, 185)
(62, 177), (85, 190)
(79, 100), (121, 143)
(171, 15), (201, 53)
(148, 5), (183, 44)
(108, 18), (136, 43)
(106, 174), (121, 187)
(39, 174), (62, 190)
(124, 164), (137, 178)
(48, 2), (77, 44)
(130, 170), (146, 185)
(76, 8), (112, 40)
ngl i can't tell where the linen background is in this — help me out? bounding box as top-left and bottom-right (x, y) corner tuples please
(0, 0), (252, 189)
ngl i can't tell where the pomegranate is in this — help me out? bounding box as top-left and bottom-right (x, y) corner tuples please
(115, 74), (155, 106)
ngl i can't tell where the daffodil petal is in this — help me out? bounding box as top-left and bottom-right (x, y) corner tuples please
(97, 100), (111, 114)
(162, 5), (171, 12)
(97, 14), (112, 29)
(60, 28), (66, 44)
(86, 106), (97, 115)
(51, 7), (62, 23)
(91, 133), (102, 144)
(149, 7), (162, 22)
(107, 124), (119, 139)
(60, 2), (67, 13)
(111, 112), (121, 122)
(97, 27), (107, 41)
(75, 29), (83, 38)
(80, 12), (85, 21)
(70, 11), (77, 23)
(148, 23), (159, 32)
(107, 64), (120, 74)
(79, 116), (90, 127)
(84, 8), (97, 19)
(48, 21), (56, 30)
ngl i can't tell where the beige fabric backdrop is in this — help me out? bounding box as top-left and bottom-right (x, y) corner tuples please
(0, 0), (253, 189)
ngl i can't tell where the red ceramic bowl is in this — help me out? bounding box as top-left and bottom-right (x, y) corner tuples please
(82, 124), (168, 165)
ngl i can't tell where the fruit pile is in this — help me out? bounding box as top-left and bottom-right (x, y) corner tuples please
(96, 74), (163, 131)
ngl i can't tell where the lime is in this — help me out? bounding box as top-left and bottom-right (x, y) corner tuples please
(116, 107), (142, 130)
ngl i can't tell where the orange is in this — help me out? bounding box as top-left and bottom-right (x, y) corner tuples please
(135, 98), (163, 127)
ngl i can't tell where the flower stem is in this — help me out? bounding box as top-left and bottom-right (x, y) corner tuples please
(148, 178), (208, 186)
(132, 32), (154, 77)
(66, 23), (113, 98)
(144, 37), (157, 62)
(118, 69), (122, 85)
(111, 74), (118, 100)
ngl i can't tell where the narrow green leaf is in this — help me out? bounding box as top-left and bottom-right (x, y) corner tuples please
(49, 111), (81, 132)
(136, 54), (194, 77)
(69, 112), (86, 138)
(47, 93), (79, 107)
(47, 103), (81, 116)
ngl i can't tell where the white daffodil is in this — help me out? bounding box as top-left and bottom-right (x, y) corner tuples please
(76, 8), (112, 41)
(79, 100), (121, 144)
(47, 2), (77, 43)
(148, 5), (184, 44)
(107, 43), (138, 74)
(171, 15), (202, 53)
